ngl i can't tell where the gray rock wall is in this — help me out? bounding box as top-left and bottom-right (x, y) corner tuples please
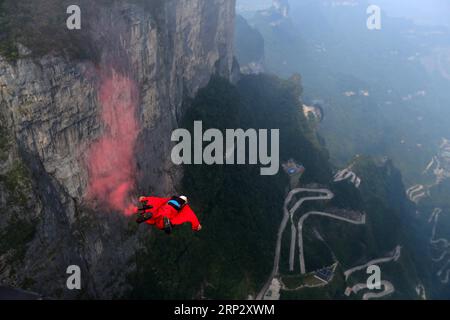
(0, 0), (236, 298)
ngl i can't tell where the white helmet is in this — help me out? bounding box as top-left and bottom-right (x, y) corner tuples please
(180, 195), (188, 203)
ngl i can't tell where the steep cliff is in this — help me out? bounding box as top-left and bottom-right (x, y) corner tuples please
(0, 0), (236, 298)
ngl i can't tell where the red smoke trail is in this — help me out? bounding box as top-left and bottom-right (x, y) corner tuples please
(85, 70), (139, 215)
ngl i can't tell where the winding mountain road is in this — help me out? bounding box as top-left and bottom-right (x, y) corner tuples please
(343, 245), (402, 299)
(428, 208), (442, 223)
(333, 168), (361, 188)
(430, 209), (449, 247)
(349, 281), (395, 300)
(406, 184), (427, 203)
(429, 208), (450, 284)
(256, 188), (334, 300)
(287, 189), (335, 272)
(344, 246), (402, 280)
(298, 211), (366, 274)
(257, 184), (367, 299)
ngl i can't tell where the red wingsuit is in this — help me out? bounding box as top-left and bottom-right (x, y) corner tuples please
(134, 196), (201, 231)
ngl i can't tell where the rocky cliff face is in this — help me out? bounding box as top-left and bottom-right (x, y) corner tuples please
(0, 0), (236, 298)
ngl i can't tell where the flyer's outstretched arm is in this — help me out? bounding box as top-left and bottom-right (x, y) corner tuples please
(170, 205), (202, 231)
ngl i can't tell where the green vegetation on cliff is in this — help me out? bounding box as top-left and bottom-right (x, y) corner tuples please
(0, 0), (164, 62)
(0, 216), (36, 263)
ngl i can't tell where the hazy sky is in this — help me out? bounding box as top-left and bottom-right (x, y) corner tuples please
(373, 0), (450, 27)
(236, 0), (272, 12)
(237, 0), (450, 28)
